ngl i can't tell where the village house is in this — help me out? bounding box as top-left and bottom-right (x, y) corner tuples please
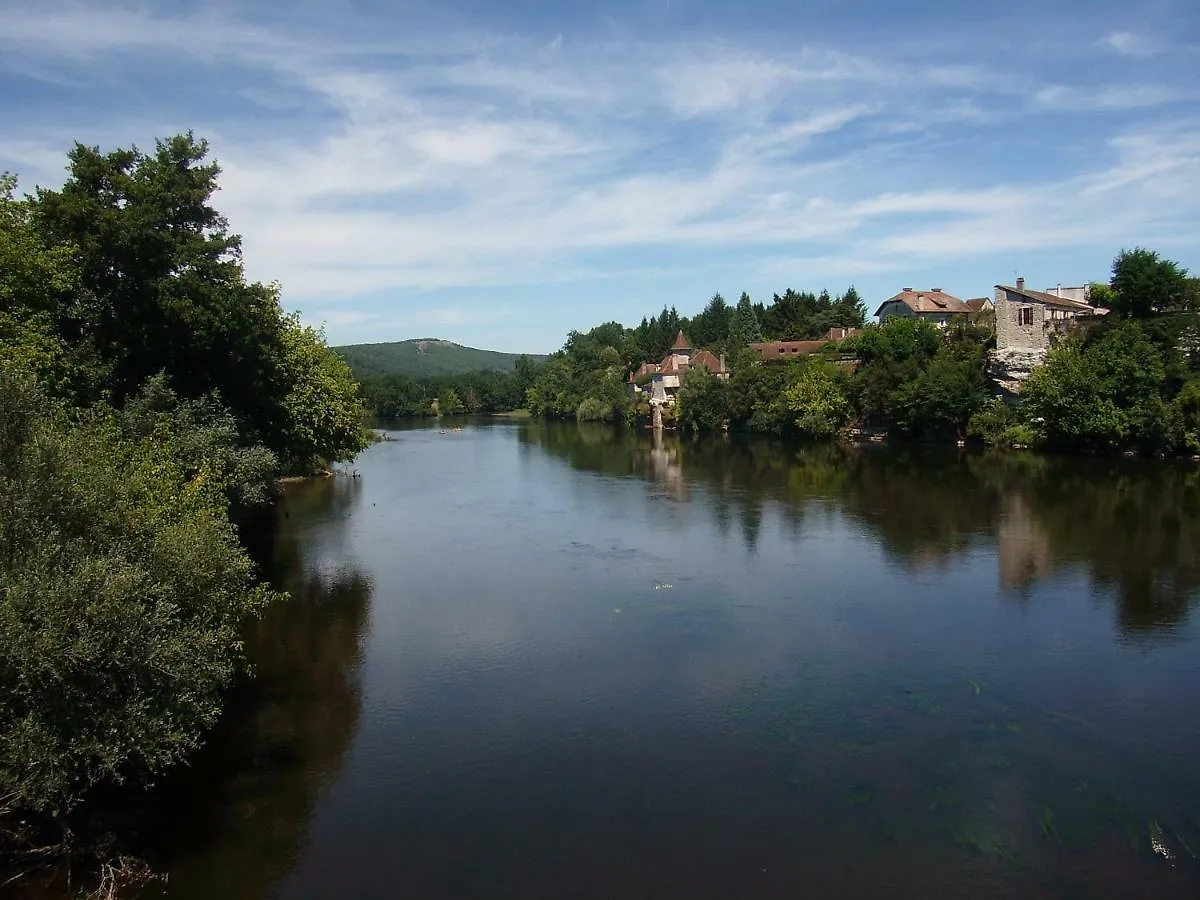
(874, 288), (971, 326)
(964, 297), (993, 317)
(994, 277), (1104, 354)
(750, 326), (861, 362)
(629, 330), (728, 404)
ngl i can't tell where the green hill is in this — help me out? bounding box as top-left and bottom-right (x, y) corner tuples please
(333, 338), (546, 378)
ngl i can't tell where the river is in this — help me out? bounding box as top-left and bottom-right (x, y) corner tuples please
(137, 420), (1200, 898)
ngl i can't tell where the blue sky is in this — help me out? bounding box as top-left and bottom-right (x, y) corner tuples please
(2, 1), (1198, 353)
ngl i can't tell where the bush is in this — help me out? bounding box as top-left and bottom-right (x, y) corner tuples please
(677, 368), (727, 432)
(576, 396), (613, 422)
(781, 361), (851, 438)
(0, 370), (276, 816)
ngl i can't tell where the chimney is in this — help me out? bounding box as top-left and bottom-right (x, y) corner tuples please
(1016, 277), (1025, 291)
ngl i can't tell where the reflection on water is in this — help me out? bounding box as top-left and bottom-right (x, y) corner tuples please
(521, 425), (1200, 641)
(122, 422), (1200, 898)
(138, 477), (372, 899)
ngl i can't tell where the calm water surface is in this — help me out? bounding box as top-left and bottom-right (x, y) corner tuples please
(143, 421), (1200, 898)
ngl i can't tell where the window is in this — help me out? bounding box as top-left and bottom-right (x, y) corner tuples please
(1018, 307), (1034, 327)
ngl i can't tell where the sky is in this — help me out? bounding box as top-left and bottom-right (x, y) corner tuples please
(2, 1), (1198, 353)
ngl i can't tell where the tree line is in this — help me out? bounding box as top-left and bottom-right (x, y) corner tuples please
(0, 134), (367, 884)
(356, 356), (541, 417)
(524, 287), (867, 424)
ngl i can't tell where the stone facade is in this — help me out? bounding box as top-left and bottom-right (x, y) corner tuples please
(995, 286), (1050, 353)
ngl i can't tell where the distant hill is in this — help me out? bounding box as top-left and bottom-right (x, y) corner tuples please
(333, 338), (547, 378)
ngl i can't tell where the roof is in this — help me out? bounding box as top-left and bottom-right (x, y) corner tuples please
(628, 361), (660, 382)
(751, 340), (826, 360)
(669, 330), (693, 351)
(690, 349), (727, 374)
(874, 289), (971, 317)
(821, 326), (861, 342)
(964, 298), (992, 312)
(996, 284), (1095, 312)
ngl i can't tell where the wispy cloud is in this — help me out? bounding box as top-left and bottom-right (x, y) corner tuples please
(1097, 31), (1161, 58)
(1, 2), (1197, 347)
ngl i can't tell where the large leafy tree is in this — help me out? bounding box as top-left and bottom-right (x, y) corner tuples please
(1110, 248), (1192, 318)
(1022, 322), (1170, 453)
(29, 134), (365, 472)
(677, 367), (728, 432)
(782, 360), (852, 438)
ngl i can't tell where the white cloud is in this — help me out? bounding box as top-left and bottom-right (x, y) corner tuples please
(1034, 83), (1190, 111)
(1097, 31), (1160, 58)
(0, 2), (1196, 321)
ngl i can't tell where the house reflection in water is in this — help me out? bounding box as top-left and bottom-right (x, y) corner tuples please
(647, 429), (689, 502)
(997, 492), (1053, 594)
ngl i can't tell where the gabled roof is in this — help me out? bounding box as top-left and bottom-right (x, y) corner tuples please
(669, 330), (693, 351)
(659, 354), (686, 374)
(964, 298), (992, 312)
(996, 284), (1094, 312)
(874, 289), (970, 318)
(690, 349), (727, 374)
(628, 361), (660, 382)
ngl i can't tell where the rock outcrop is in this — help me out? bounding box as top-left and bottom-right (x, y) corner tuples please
(988, 348), (1046, 395)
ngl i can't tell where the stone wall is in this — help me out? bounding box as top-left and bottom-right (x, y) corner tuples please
(995, 286), (1049, 352)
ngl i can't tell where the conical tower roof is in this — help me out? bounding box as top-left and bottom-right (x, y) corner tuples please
(670, 330), (693, 351)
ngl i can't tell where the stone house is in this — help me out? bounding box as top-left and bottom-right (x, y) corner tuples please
(629, 331), (728, 404)
(874, 288), (971, 326)
(994, 278), (1103, 353)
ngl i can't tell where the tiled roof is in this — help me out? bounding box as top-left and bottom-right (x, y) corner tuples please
(964, 298), (991, 312)
(628, 361), (660, 382)
(996, 284), (1096, 311)
(690, 349), (727, 374)
(874, 290), (971, 317)
(670, 330), (693, 351)
(660, 355), (685, 374)
(751, 340), (825, 359)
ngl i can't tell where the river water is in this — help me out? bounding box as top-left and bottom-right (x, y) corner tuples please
(139, 421), (1200, 898)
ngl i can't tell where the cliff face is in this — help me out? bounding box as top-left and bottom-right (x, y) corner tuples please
(988, 348), (1046, 395)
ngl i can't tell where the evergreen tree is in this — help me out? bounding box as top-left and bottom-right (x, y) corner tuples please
(731, 292), (764, 346)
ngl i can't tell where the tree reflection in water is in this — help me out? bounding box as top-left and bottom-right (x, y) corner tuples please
(139, 476), (372, 899)
(521, 423), (1200, 641)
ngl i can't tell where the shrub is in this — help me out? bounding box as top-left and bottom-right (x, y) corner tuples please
(0, 370), (276, 816)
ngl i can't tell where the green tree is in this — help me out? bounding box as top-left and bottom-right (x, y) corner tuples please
(892, 343), (989, 440)
(677, 367), (728, 432)
(0, 369), (276, 817)
(782, 360), (851, 438)
(438, 387), (465, 415)
(1022, 322), (1170, 453)
(0, 174), (106, 401)
(1088, 281), (1116, 310)
(689, 293), (732, 349)
(730, 292), (764, 346)
(275, 316), (369, 472)
(1110, 248), (1192, 318)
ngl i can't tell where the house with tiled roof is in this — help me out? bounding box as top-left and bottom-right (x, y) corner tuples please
(751, 326), (861, 362)
(875, 288), (971, 326)
(995, 278), (1105, 353)
(628, 330), (728, 404)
